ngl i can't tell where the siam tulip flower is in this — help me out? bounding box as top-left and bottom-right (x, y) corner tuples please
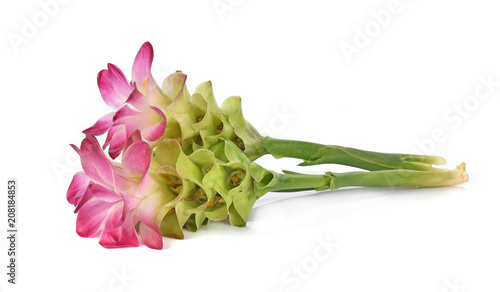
(67, 41), (470, 249)
(96, 42), (167, 110)
(100, 87), (167, 159)
(67, 132), (166, 249)
(83, 42), (170, 159)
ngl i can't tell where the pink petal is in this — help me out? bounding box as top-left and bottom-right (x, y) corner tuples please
(132, 42), (153, 87)
(135, 173), (160, 199)
(74, 184), (94, 213)
(125, 88), (149, 111)
(66, 172), (90, 205)
(107, 64), (132, 99)
(99, 207), (140, 248)
(108, 127), (127, 160)
(98, 71), (124, 110)
(111, 164), (137, 192)
(124, 114), (152, 136)
(135, 194), (160, 232)
(122, 141), (151, 178)
(113, 105), (140, 124)
(80, 136), (115, 188)
(120, 195), (141, 225)
(76, 198), (114, 238)
(83, 113), (114, 136)
(88, 183), (122, 202)
(112, 175), (136, 192)
(136, 190), (173, 234)
(104, 124), (121, 149)
(122, 130), (143, 154)
(142, 106), (167, 142)
(139, 223), (163, 250)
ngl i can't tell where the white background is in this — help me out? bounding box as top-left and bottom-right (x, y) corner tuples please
(1, 0), (499, 291)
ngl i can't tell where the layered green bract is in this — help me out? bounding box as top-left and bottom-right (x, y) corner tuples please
(149, 138), (261, 238)
(164, 72), (265, 161)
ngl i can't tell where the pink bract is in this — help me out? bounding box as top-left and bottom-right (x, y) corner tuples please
(83, 42), (167, 159)
(67, 134), (164, 249)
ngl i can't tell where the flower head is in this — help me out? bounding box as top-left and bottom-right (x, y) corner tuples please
(83, 42), (169, 159)
(67, 132), (167, 249)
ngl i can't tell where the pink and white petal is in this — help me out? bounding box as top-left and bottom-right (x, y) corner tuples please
(124, 114), (152, 136)
(74, 185), (94, 213)
(109, 201), (125, 227)
(111, 160), (137, 190)
(122, 130), (143, 154)
(122, 141), (151, 179)
(98, 70), (125, 109)
(107, 127), (128, 160)
(138, 223), (163, 250)
(88, 183), (122, 203)
(132, 42), (153, 87)
(144, 75), (167, 105)
(113, 175), (136, 192)
(113, 104), (140, 124)
(135, 172), (159, 200)
(104, 124), (121, 149)
(119, 195), (141, 225)
(76, 198), (114, 238)
(67, 172), (90, 205)
(99, 208), (140, 248)
(107, 63), (132, 99)
(75, 186), (94, 213)
(142, 107), (166, 142)
(81, 136), (115, 188)
(83, 112), (114, 136)
(125, 88), (149, 111)
(136, 190), (172, 234)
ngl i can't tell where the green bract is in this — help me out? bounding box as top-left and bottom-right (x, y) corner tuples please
(164, 71), (265, 160)
(145, 138), (264, 239)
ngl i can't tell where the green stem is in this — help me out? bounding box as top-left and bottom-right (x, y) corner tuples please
(262, 137), (446, 171)
(261, 173), (332, 193)
(330, 163), (468, 189)
(254, 163), (468, 194)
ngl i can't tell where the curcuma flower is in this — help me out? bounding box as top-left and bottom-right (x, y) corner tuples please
(67, 132), (166, 249)
(67, 41), (469, 249)
(83, 42), (169, 159)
